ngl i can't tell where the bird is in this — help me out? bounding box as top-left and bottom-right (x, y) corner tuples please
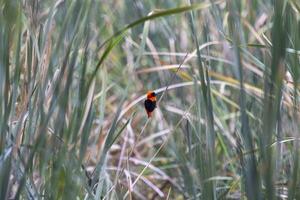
(144, 91), (157, 118)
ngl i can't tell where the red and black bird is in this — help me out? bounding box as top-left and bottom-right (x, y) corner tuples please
(144, 91), (157, 118)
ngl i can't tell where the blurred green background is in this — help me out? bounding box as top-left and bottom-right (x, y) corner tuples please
(0, 0), (300, 199)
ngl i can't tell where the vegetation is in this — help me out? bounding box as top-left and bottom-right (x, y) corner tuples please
(0, 0), (300, 199)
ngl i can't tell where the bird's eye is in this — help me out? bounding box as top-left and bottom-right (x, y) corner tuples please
(152, 92), (156, 97)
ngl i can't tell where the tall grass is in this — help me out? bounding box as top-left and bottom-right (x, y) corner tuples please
(0, 0), (299, 199)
